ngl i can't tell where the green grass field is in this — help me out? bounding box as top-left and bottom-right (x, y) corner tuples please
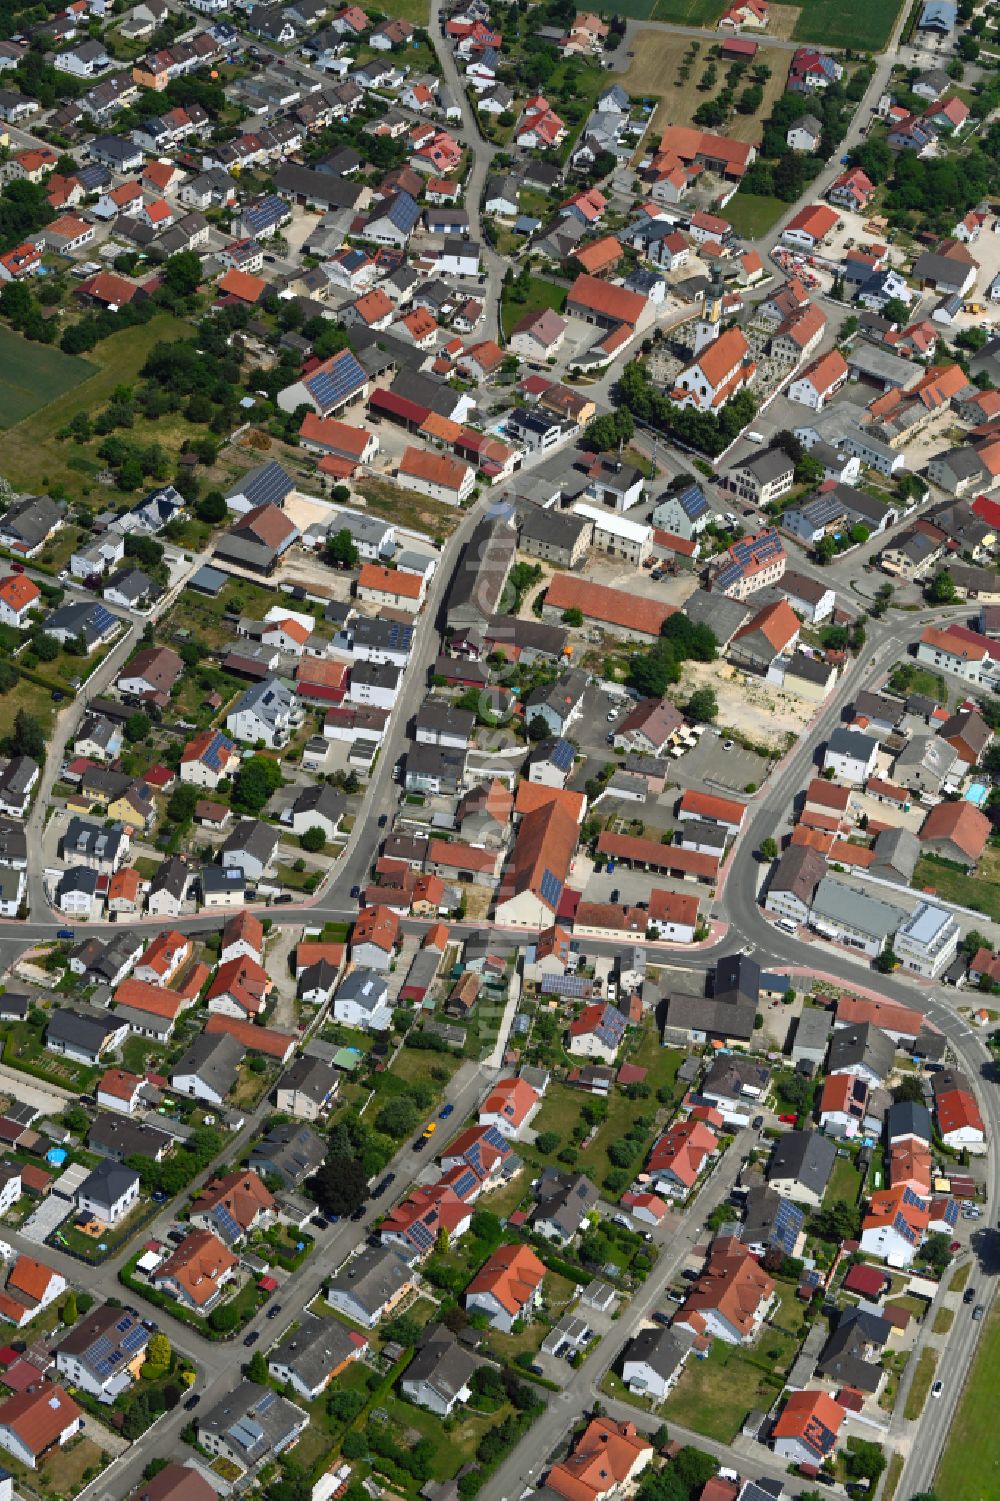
(0, 327), (96, 429)
(0, 312), (189, 497)
(500, 276), (568, 340)
(650, 0), (724, 21)
(665, 1338), (788, 1441)
(904, 1346), (938, 1421)
(936, 1305), (1000, 1499)
(791, 0), (903, 49)
(724, 193), (787, 238)
(913, 846), (1000, 922)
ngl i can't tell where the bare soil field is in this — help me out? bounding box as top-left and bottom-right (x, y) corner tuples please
(673, 658), (813, 749)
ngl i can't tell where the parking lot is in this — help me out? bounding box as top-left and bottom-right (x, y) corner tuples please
(679, 732), (770, 794)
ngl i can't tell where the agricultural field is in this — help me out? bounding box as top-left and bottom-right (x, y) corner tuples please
(617, 34), (790, 146)
(0, 327), (96, 429)
(791, 0), (903, 50)
(606, 0), (901, 46)
(0, 313), (190, 500)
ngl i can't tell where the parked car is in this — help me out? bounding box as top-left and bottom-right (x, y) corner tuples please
(183, 1394), (200, 1410)
(351, 1203), (367, 1221)
(439, 1103), (454, 1119)
(243, 1331), (259, 1346)
(266, 1304), (282, 1320)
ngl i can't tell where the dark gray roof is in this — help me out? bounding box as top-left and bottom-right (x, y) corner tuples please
(683, 588), (750, 645)
(249, 1122), (325, 1184)
(828, 726), (877, 760)
(663, 990), (756, 1042)
(77, 1157), (140, 1207)
(532, 1168), (599, 1236)
(871, 826), (920, 883)
(702, 1054), (770, 1100)
(279, 1052), (339, 1106)
(326, 1243), (414, 1316)
(817, 1306), (892, 1392)
(171, 1031), (244, 1095)
(269, 1311), (360, 1389)
(730, 446), (794, 484)
(47, 1006), (121, 1051)
(624, 1325), (691, 1381)
(519, 505), (590, 551)
(149, 855), (189, 900)
(827, 1021), (895, 1081)
(88, 1114), (170, 1161)
(403, 1323), (477, 1403)
(886, 1100), (932, 1142)
(767, 1129), (836, 1196)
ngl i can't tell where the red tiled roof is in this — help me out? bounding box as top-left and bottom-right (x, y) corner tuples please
(545, 573), (675, 637)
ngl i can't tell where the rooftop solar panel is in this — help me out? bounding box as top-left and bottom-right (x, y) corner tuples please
(539, 869), (562, 908)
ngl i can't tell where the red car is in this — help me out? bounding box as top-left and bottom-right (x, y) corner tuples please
(778, 1112), (798, 1125)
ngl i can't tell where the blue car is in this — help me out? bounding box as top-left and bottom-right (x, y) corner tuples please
(57, 928), (75, 941)
(438, 1103), (454, 1119)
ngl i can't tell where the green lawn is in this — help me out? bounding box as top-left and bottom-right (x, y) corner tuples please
(665, 1338), (788, 1442)
(824, 1153), (863, 1208)
(0, 676), (55, 743)
(390, 1045), (463, 1091)
(887, 661), (946, 704)
(724, 193), (787, 239)
(0, 326), (96, 430)
(904, 1345), (938, 1420)
(500, 276), (568, 340)
(792, 0), (903, 49)
(378, 0), (429, 21)
(913, 850), (1000, 922)
(936, 1304), (1000, 1499)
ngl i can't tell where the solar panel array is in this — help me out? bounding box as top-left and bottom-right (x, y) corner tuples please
(731, 529), (783, 567)
(408, 1218), (435, 1252)
(772, 1198), (803, 1257)
(544, 973), (590, 999)
(212, 1204), (241, 1243)
(596, 1005), (627, 1046)
(451, 1168), (477, 1199)
(91, 604), (116, 635)
(483, 1125), (507, 1154)
(85, 1314), (148, 1378)
(306, 351), (368, 414)
(202, 731), (233, 773)
(539, 868), (563, 909)
(902, 1186), (927, 1210)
